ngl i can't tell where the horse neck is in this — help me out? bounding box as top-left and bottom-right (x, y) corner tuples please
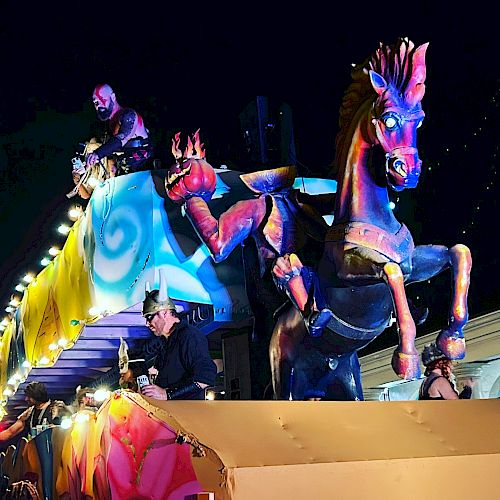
(335, 102), (399, 231)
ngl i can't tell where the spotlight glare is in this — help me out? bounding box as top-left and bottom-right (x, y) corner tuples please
(75, 412), (90, 424)
(60, 417), (73, 429)
(94, 388), (110, 402)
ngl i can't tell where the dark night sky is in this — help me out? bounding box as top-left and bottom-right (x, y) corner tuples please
(0, 2), (498, 345)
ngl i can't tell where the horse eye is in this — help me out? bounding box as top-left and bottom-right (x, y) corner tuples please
(383, 116), (398, 129)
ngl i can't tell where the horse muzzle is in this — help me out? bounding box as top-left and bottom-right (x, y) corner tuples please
(386, 149), (421, 191)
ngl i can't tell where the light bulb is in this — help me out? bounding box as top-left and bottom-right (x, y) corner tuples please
(58, 338), (68, 347)
(94, 389), (110, 402)
(57, 224), (70, 235)
(49, 247), (60, 256)
(68, 206), (83, 220)
(60, 417), (73, 429)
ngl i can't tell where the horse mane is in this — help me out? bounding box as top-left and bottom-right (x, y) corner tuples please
(334, 38), (421, 174)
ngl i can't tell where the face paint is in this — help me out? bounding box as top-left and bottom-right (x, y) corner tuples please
(92, 84), (115, 121)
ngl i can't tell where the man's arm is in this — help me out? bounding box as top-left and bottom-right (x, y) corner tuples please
(434, 377), (459, 399)
(0, 419), (25, 442)
(88, 109), (138, 166)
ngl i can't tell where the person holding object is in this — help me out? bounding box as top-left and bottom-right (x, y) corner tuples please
(419, 343), (475, 400)
(86, 83), (153, 175)
(139, 271), (217, 400)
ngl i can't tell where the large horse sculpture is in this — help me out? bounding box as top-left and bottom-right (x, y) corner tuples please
(271, 38), (472, 400)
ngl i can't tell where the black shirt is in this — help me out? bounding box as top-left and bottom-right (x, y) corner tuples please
(154, 321), (217, 400)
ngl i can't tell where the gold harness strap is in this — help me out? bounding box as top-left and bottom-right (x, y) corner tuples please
(326, 221), (414, 264)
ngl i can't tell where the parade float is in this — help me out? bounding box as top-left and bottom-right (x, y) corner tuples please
(0, 38), (499, 499)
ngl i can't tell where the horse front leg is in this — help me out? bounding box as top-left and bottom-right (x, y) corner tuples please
(437, 245), (472, 359)
(409, 244), (472, 360)
(383, 262), (421, 380)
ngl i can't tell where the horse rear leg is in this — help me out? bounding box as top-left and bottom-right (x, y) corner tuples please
(383, 262), (421, 380)
(436, 244), (472, 359)
(269, 307), (305, 400)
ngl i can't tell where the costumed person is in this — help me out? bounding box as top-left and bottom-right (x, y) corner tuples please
(0, 382), (64, 444)
(139, 271), (217, 400)
(86, 83), (153, 176)
(418, 343), (474, 400)
(166, 130), (334, 399)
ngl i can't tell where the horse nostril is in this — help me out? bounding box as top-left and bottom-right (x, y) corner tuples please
(393, 159), (407, 177)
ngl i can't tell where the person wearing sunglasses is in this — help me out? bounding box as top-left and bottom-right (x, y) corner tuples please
(139, 286), (217, 400)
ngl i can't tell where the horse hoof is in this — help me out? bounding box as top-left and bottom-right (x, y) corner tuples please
(307, 308), (333, 337)
(436, 330), (466, 360)
(391, 350), (421, 380)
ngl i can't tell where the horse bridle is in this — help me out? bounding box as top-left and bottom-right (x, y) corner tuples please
(371, 107), (424, 172)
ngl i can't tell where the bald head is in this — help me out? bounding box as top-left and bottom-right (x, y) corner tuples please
(92, 83), (116, 121)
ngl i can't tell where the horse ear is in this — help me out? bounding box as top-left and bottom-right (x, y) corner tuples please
(369, 70), (387, 95)
(406, 82), (426, 108)
(409, 42), (429, 86)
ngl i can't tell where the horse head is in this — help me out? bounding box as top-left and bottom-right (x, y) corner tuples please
(368, 39), (428, 191)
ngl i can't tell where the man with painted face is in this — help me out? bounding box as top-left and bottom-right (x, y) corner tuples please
(139, 275), (217, 400)
(86, 83), (153, 175)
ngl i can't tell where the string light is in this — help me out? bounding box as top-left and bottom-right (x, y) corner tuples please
(40, 257), (51, 266)
(9, 297), (20, 307)
(57, 224), (70, 235)
(23, 273), (34, 284)
(48, 247), (60, 256)
(68, 205), (83, 221)
(15, 284), (25, 293)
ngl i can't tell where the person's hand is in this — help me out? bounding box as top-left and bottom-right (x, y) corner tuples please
(464, 377), (476, 389)
(51, 400), (67, 419)
(86, 152), (99, 167)
(140, 384), (168, 400)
